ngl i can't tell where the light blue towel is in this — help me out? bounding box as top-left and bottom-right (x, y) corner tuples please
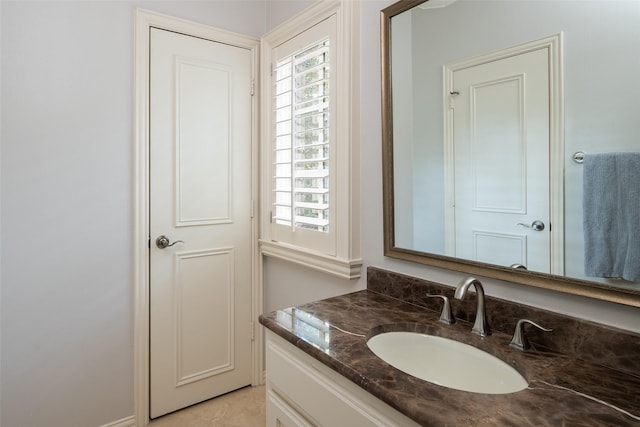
(583, 152), (640, 282)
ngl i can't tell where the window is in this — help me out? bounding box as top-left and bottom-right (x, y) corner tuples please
(260, 0), (361, 279)
(273, 38), (331, 234)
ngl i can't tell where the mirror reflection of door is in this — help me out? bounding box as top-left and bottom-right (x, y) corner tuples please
(445, 47), (552, 272)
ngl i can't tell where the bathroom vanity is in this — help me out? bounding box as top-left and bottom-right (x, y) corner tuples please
(265, 330), (421, 426)
(259, 268), (640, 426)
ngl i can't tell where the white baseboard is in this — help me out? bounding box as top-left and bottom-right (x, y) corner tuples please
(99, 415), (136, 427)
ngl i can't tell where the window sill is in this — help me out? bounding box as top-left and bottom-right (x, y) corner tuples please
(260, 239), (362, 280)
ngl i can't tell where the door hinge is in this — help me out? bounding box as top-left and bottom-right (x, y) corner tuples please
(251, 79), (255, 96)
(270, 63), (273, 76)
(148, 236), (151, 249)
(250, 199), (255, 218)
(250, 321), (255, 341)
(269, 211), (273, 223)
(449, 90), (459, 109)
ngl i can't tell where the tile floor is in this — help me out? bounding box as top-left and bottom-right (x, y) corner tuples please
(148, 385), (266, 427)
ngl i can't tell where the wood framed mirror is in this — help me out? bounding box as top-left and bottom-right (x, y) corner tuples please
(381, 0), (640, 307)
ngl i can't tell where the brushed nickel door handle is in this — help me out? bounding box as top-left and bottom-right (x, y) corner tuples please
(517, 220), (545, 231)
(155, 235), (184, 249)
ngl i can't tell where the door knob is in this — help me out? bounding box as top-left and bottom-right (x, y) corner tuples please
(155, 235), (184, 249)
(517, 220), (545, 231)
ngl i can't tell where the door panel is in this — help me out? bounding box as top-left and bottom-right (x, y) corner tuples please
(472, 76), (526, 214)
(473, 231), (526, 267)
(149, 27), (252, 418)
(453, 48), (550, 272)
(175, 249), (234, 386)
(175, 58), (232, 225)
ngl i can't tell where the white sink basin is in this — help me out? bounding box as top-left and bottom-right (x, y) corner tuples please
(367, 332), (528, 394)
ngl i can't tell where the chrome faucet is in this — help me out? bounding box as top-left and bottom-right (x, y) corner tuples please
(454, 277), (491, 337)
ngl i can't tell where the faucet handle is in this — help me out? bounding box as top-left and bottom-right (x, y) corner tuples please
(425, 294), (456, 325)
(509, 319), (552, 351)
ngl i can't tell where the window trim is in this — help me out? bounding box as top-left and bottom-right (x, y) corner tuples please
(260, 0), (361, 279)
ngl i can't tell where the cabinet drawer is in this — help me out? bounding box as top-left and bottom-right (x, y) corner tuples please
(267, 389), (314, 427)
(265, 331), (421, 427)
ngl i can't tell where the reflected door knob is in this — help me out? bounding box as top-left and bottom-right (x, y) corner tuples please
(155, 235), (184, 249)
(517, 220), (545, 231)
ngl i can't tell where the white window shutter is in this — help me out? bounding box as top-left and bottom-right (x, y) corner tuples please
(260, 0), (361, 279)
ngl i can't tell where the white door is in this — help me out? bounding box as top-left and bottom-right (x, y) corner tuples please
(451, 48), (550, 272)
(149, 27), (253, 418)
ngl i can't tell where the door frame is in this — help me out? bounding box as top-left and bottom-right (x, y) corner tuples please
(133, 9), (261, 426)
(443, 33), (564, 275)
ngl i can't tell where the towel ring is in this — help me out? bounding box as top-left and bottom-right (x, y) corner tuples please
(573, 151), (585, 164)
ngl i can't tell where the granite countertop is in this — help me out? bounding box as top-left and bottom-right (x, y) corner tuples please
(259, 290), (640, 426)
